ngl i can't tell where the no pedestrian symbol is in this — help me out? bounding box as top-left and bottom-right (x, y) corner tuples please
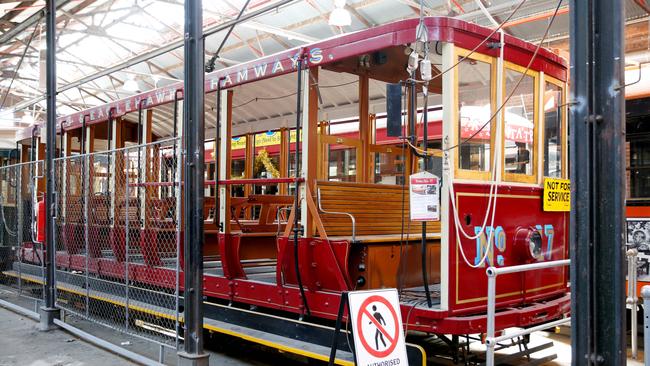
(348, 289), (408, 365)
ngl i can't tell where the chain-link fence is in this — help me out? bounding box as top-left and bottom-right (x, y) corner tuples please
(53, 138), (182, 348)
(0, 160), (45, 305)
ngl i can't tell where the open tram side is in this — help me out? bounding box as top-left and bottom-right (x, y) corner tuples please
(4, 17), (570, 364)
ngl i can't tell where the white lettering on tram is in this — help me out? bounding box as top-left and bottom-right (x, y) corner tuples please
(58, 48), (327, 127)
(272, 60), (284, 74)
(254, 63), (268, 78)
(237, 68), (248, 83)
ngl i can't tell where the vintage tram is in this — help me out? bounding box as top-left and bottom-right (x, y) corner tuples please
(7, 17), (569, 364)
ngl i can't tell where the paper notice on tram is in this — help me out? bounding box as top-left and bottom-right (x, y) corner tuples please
(543, 178), (571, 212)
(409, 171), (440, 221)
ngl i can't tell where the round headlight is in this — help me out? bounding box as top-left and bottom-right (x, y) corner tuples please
(515, 227), (544, 262)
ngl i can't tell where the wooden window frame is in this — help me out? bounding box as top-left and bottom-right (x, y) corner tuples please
(454, 47), (497, 181)
(541, 75), (567, 180)
(501, 61), (540, 184)
(319, 133), (363, 183)
(368, 144), (411, 184)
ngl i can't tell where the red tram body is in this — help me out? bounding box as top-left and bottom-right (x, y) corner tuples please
(15, 17), (570, 353)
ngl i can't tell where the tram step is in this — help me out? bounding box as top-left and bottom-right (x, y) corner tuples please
(202, 317), (355, 365)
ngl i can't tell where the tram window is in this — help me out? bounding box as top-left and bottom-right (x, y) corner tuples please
(457, 57), (492, 172)
(504, 67), (536, 177)
(543, 81), (563, 178)
(373, 147), (406, 185)
(253, 149), (280, 195)
(230, 158), (245, 197)
(328, 146), (357, 182)
(628, 139), (650, 199)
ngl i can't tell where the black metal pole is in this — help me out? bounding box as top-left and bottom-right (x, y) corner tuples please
(569, 0), (626, 364)
(421, 92), (432, 308)
(179, 0), (208, 363)
(293, 57), (310, 317)
(40, 0), (59, 331)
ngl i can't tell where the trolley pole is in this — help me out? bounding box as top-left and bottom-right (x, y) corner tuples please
(569, 0), (626, 364)
(40, 0), (60, 331)
(178, 0), (208, 364)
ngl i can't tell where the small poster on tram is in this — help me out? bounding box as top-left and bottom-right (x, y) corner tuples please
(627, 218), (650, 280)
(409, 172), (440, 222)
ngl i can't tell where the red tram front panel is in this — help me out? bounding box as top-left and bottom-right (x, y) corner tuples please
(448, 182), (569, 315)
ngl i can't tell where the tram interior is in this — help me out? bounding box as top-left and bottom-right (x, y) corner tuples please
(50, 42), (543, 306)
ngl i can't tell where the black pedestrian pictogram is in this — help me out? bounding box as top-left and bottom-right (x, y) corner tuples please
(356, 295), (400, 358)
(369, 305), (387, 350)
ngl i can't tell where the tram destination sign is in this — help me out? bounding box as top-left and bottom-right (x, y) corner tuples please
(543, 178), (571, 212)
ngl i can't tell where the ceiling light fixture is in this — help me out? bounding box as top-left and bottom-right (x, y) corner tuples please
(122, 76), (140, 92)
(328, 0), (351, 27)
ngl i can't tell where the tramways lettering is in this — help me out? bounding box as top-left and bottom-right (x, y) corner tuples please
(57, 48), (325, 129)
(472, 224), (555, 267)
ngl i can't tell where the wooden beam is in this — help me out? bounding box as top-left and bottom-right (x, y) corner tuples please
(301, 66), (319, 236)
(279, 127), (289, 195)
(359, 74), (370, 182)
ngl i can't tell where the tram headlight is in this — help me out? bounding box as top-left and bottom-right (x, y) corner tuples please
(515, 227), (544, 262)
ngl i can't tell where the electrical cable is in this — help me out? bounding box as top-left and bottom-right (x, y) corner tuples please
(0, 17), (41, 112)
(205, 0), (253, 73)
(405, 0), (527, 87)
(447, 0), (564, 268)
(231, 80), (359, 109)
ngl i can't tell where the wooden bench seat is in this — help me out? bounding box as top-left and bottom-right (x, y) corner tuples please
(316, 181), (440, 242)
(229, 194), (293, 234)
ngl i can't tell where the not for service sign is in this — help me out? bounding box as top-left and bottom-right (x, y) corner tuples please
(543, 178), (571, 212)
(348, 289), (408, 366)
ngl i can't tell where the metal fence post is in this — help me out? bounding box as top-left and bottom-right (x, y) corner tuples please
(178, 0), (208, 364)
(39, 0), (60, 331)
(642, 286), (650, 366)
(628, 249), (639, 359)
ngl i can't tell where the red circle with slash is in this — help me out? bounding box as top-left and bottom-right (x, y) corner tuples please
(356, 295), (400, 358)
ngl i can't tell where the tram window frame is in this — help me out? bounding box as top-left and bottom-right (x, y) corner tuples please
(501, 61), (539, 184)
(541, 76), (567, 179)
(454, 47), (497, 181)
(319, 120), (362, 183)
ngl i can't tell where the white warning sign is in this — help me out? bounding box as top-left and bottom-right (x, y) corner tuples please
(348, 289), (408, 366)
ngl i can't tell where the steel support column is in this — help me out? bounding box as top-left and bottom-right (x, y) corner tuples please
(569, 0), (626, 364)
(178, 0), (208, 364)
(39, 0), (60, 331)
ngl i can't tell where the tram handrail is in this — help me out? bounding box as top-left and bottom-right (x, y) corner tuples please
(627, 249), (639, 359)
(485, 259), (570, 366)
(316, 187), (356, 243)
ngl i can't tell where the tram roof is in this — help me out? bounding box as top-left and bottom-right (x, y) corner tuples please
(17, 16), (567, 142)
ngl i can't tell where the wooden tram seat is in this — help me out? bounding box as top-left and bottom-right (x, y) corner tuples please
(114, 197), (140, 225)
(229, 195), (294, 235)
(313, 181), (441, 290)
(315, 181), (440, 243)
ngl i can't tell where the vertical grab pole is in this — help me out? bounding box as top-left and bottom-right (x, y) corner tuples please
(627, 249), (638, 359)
(485, 267), (497, 366)
(40, 0), (59, 331)
(642, 286), (650, 366)
(178, 0), (208, 363)
(421, 86), (432, 308)
(293, 56), (310, 317)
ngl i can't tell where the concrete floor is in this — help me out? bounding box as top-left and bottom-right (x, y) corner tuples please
(0, 290), (644, 366)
